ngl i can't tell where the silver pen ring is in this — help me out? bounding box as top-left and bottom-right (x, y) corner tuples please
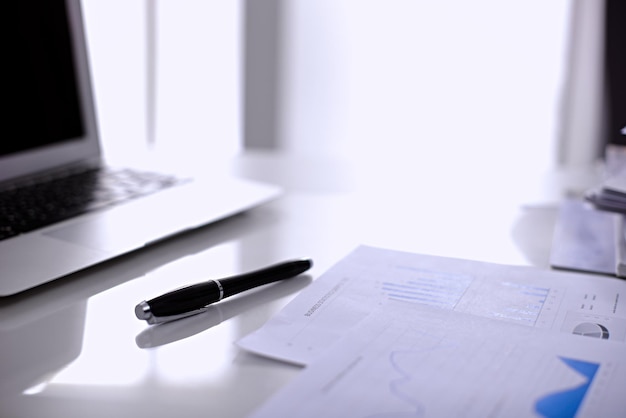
(213, 279), (224, 301)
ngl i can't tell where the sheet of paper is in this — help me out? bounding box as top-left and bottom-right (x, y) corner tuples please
(549, 199), (617, 275)
(237, 245), (626, 365)
(248, 301), (626, 418)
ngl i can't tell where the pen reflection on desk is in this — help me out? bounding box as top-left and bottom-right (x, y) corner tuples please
(135, 259), (313, 325)
(135, 274), (312, 348)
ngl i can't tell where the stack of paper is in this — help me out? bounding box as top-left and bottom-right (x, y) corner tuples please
(585, 144), (626, 213)
(586, 176), (626, 214)
(239, 246), (626, 418)
(550, 199), (621, 276)
(551, 145), (626, 277)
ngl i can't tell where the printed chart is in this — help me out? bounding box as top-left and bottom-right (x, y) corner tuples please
(249, 302), (626, 418)
(379, 265), (473, 309)
(238, 246), (626, 366)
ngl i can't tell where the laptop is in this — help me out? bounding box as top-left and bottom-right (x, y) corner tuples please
(0, 0), (281, 296)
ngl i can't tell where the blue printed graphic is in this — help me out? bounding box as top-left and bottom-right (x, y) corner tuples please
(381, 266), (473, 309)
(535, 357), (599, 418)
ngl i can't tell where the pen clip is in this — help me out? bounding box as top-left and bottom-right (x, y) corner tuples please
(135, 301), (209, 325)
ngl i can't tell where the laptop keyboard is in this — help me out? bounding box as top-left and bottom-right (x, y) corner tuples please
(0, 167), (186, 240)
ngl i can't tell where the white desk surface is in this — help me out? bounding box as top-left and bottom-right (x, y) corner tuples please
(0, 150), (599, 418)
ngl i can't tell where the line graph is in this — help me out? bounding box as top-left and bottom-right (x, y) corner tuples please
(352, 317), (607, 418)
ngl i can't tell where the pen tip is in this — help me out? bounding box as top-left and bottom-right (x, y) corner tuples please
(135, 301), (151, 320)
(300, 258), (313, 271)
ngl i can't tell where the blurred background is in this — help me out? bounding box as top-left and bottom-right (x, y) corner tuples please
(81, 0), (605, 185)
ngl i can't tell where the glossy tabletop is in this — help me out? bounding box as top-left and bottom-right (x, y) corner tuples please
(0, 150), (598, 418)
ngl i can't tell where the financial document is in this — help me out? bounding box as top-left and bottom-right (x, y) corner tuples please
(241, 246), (626, 417)
(248, 301), (626, 418)
(237, 246), (626, 366)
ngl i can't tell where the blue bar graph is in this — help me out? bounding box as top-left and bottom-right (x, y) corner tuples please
(381, 266), (473, 309)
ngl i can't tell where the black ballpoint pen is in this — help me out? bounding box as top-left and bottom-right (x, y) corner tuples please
(135, 259), (313, 324)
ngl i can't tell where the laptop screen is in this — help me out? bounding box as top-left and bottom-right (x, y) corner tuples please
(4, 0), (84, 158)
(605, 0), (626, 146)
(1, 0), (100, 184)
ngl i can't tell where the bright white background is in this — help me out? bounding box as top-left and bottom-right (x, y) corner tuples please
(82, 0), (572, 178)
(82, 0), (242, 160)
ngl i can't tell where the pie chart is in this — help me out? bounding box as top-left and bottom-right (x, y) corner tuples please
(572, 322), (610, 339)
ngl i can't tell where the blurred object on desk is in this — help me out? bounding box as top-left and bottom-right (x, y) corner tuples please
(585, 145), (626, 214)
(551, 145), (626, 278)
